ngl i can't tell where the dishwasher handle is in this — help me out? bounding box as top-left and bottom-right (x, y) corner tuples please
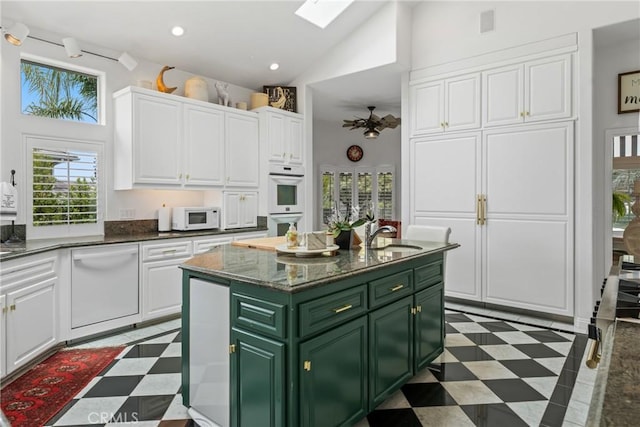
(73, 248), (138, 262)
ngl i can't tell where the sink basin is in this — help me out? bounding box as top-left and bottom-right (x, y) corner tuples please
(375, 244), (422, 253)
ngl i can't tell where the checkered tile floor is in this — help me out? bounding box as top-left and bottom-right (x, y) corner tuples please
(45, 310), (588, 427)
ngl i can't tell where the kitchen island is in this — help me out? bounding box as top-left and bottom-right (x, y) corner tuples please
(180, 238), (459, 427)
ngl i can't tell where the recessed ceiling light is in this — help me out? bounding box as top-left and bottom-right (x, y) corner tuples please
(171, 26), (185, 37)
(269, 63), (280, 71)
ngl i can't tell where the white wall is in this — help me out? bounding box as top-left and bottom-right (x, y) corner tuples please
(0, 24), (254, 227)
(593, 35), (640, 278)
(312, 118), (401, 229)
(409, 1), (640, 330)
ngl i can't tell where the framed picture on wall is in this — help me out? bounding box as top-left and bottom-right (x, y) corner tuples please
(263, 85), (297, 112)
(618, 70), (640, 114)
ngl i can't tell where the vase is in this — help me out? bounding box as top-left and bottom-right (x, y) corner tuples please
(334, 230), (352, 250)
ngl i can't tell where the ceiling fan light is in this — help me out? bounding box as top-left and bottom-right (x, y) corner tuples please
(364, 128), (379, 139)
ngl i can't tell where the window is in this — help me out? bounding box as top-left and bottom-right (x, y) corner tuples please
(320, 165), (395, 226)
(26, 135), (103, 238)
(612, 133), (640, 236)
(21, 58), (99, 124)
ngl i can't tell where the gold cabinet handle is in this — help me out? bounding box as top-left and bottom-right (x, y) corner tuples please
(445, 122), (449, 127)
(10, 304), (16, 311)
(417, 305), (422, 313)
(229, 344), (236, 354)
(481, 195), (487, 224)
(520, 111), (525, 117)
(304, 360), (312, 371)
(390, 284), (404, 292)
(186, 174), (190, 180)
(477, 195), (482, 225)
(332, 304), (353, 314)
(411, 307), (417, 315)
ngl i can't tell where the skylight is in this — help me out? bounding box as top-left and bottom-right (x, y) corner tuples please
(295, 0), (355, 29)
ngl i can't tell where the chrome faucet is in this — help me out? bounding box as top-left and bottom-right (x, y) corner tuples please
(365, 222), (397, 248)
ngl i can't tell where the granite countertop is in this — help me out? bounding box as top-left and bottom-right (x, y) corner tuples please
(0, 226), (268, 262)
(588, 319), (640, 426)
(180, 238), (459, 293)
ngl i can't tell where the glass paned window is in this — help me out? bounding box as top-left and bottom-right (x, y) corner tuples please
(32, 148), (98, 226)
(321, 170), (335, 224)
(378, 171), (393, 219)
(612, 133), (640, 234)
(21, 59), (98, 124)
(357, 171), (373, 210)
(339, 172), (353, 209)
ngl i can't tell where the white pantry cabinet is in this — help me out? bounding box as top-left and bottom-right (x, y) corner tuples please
(0, 253), (58, 378)
(258, 107), (304, 165)
(223, 191), (258, 229)
(410, 122), (574, 317)
(114, 86), (257, 190)
(410, 73), (480, 136)
(483, 54), (572, 127)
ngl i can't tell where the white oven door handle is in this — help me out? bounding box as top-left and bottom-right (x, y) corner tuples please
(269, 175), (303, 185)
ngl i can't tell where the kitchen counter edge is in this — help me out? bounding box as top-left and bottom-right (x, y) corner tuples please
(0, 227), (268, 262)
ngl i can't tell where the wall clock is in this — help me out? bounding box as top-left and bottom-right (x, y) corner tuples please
(347, 145), (363, 162)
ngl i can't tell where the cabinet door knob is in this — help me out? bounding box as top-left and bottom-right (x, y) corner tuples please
(445, 122), (449, 127)
(520, 111), (525, 117)
(303, 360), (312, 371)
(525, 111), (530, 116)
(186, 174), (190, 180)
(10, 304), (16, 311)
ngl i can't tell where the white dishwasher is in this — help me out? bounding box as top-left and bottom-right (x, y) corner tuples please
(71, 243), (139, 329)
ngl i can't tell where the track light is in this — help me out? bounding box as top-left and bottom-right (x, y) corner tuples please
(3, 22), (29, 46)
(62, 37), (82, 58)
(118, 52), (138, 71)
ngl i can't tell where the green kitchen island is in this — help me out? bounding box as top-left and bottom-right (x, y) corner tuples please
(180, 238), (459, 427)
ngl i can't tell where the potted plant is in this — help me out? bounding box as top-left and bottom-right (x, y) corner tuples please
(326, 202), (373, 249)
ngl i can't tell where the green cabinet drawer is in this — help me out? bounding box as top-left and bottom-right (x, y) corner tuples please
(414, 260), (443, 291)
(368, 270), (413, 308)
(231, 293), (287, 340)
(299, 285), (367, 338)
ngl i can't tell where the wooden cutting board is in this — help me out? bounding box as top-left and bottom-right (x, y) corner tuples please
(231, 236), (286, 251)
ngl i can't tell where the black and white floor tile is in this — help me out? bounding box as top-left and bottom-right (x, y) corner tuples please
(45, 309), (594, 427)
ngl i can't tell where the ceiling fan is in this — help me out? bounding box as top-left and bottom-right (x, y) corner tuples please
(342, 106), (401, 139)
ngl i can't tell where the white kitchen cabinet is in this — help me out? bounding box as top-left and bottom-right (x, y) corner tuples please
(410, 73), (480, 136)
(483, 54), (571, 127)
(258, 107), (304, 165)
(114, 88), (182, 188)
(114, 86), (258, 190)
(183, 103), (225, 186)
(409, 122), (574, 316)
(193, 236), (233, 254)
(223, 191), (258, 229)
(0, 253), (58, 378)
(141, 239), (192, 321)
(225, 112), (260, 187)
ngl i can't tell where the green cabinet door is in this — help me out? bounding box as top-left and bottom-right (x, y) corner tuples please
(414, 282), (444, 371)
(300, 316), (368, 427)
(369, 296), (414, 408)
(230, 327), (285, 427)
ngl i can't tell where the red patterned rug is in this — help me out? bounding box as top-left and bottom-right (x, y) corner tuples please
(1, 346), (124, 427)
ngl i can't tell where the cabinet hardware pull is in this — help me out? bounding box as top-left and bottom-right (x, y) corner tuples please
(417, 305), (422, 313)
(525, 111), (530, 116)
(411, 307), (417, 315)
(440, 122), (445, 128)
(2, 307), (6, 314)
(332, 304), (353, 314)
(10, 304), (16, 311)
(481, 195), (487, 225)
(476, 195), (482, 225)
(186, 174), (190, 180)
(445, 122), (449, 127)
(282, 152), (286, 158)
(179, 173), (182, 179)
(390, 284), (404, 292)
(163, 249), (177, 255)
(520, 111), (525, 117)
(304, 360), (311, 371)
(229, 344), (236, 354)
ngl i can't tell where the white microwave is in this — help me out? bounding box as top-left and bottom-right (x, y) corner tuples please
(172, 207), (220, 231)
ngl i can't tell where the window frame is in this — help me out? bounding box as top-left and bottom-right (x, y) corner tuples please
(25, 134), (105, 239)
(20, 53), (106, 126)
(319, 164), (396, 226)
